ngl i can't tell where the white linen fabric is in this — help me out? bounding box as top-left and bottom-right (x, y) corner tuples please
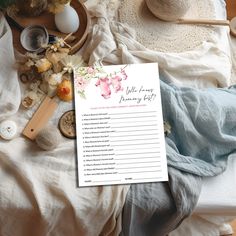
(229, 35), (236, 84)
(196, 155), (236, 216)
(83, 0), (232, 88)
(0, 13), (21, 119)
(0, 11), (130, 236)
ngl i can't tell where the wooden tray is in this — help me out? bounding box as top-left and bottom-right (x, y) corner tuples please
(8, 0), (90, 54)
(226, 0), (236, 20)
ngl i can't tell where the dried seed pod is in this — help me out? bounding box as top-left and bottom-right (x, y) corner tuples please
(58, 110), (76, 139)
(22, 91), (39, 108)
(16, 0), (48, 16)
(35, 58), (52, 73)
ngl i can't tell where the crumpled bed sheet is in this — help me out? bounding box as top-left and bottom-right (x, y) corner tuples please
(83, 0), (232, 88)
(0, 12), (130, 236)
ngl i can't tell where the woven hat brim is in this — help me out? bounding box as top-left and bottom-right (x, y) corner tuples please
(118, 0), (216, 53)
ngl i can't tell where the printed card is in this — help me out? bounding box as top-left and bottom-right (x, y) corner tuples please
(74, 63), (168, 187)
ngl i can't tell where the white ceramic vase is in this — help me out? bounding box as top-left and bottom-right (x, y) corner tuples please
(55, 3), (80, 34)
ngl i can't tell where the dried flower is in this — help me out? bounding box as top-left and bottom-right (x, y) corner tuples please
(19, 31), (85, 108)
(22, 91), (39, 108)
(61, 55), (85, 74)
(25, 59), (35, 68)
(0, 0), (15, 10)
(35, 58), (52, 73)
(47, 0), (70, 14)
(47, 73), (63, 86)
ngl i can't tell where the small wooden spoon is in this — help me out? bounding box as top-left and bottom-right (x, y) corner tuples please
(177, 17), (236, 36)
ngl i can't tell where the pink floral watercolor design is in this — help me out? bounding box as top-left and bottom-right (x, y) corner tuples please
(87, 67), (95, 74)
(121, 69), (128, 80)
(111, 75), (123, 92)
(75, 76), (89, 92)
(95, 77), (111, 99)
(75, 66), (100, 98)
(75, 65), (128, 99)
(95, 65), (128, 99)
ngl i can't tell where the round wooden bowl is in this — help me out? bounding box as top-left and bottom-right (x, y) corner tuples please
(9, 0), (90, 54)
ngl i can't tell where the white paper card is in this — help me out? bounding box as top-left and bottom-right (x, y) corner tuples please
(74, 63), (168, 187)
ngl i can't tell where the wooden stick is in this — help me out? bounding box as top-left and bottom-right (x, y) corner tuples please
(64, 32), (73, 41)
(22, 96), (58, 140)
(230, 17), (236, 36)
(47, 29), (76, 43)
(177, 18), (230, 26)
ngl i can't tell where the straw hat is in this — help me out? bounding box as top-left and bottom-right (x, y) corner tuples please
(118, 0), (216, 52)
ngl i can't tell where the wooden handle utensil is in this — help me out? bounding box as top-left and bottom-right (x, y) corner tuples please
(177, 18), (230, 26)
(177, 17), (236, 37)
(22, 96), (58, 140)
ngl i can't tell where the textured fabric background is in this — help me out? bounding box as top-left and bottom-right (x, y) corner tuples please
(0, 12), (129, 236)
(1, 0), (236, 234)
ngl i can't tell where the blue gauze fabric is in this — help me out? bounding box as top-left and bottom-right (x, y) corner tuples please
(161, 80), (236, 176)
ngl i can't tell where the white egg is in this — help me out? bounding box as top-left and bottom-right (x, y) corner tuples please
(55, 4), (80, 34)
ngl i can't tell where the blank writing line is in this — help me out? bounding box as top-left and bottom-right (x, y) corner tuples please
(117, 161), (161, 165)
(110, 138), (159, 142)
(133, 177), (162, 181)
(116, 151), (160, 156)
(115, 157), (161, 160)
(109, 111), (157, 115)
(92, 179), (121, 183)
(117, 166), (161, 170)
(110, 120), (157, 124)
(111, 115), (157, 120)
(118, 170), (161, 174)
(112, 142), (160, 147)
(112, 124), (158, 128)
(110, 133), (159, 138)
(115, 129), (158, 133)
(115, 147), (159, 151)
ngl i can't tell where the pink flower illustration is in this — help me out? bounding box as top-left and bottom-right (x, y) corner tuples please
(75, 76), (89, 92)
(121, 69), (128, 80)
(87, 67), (95, 74)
